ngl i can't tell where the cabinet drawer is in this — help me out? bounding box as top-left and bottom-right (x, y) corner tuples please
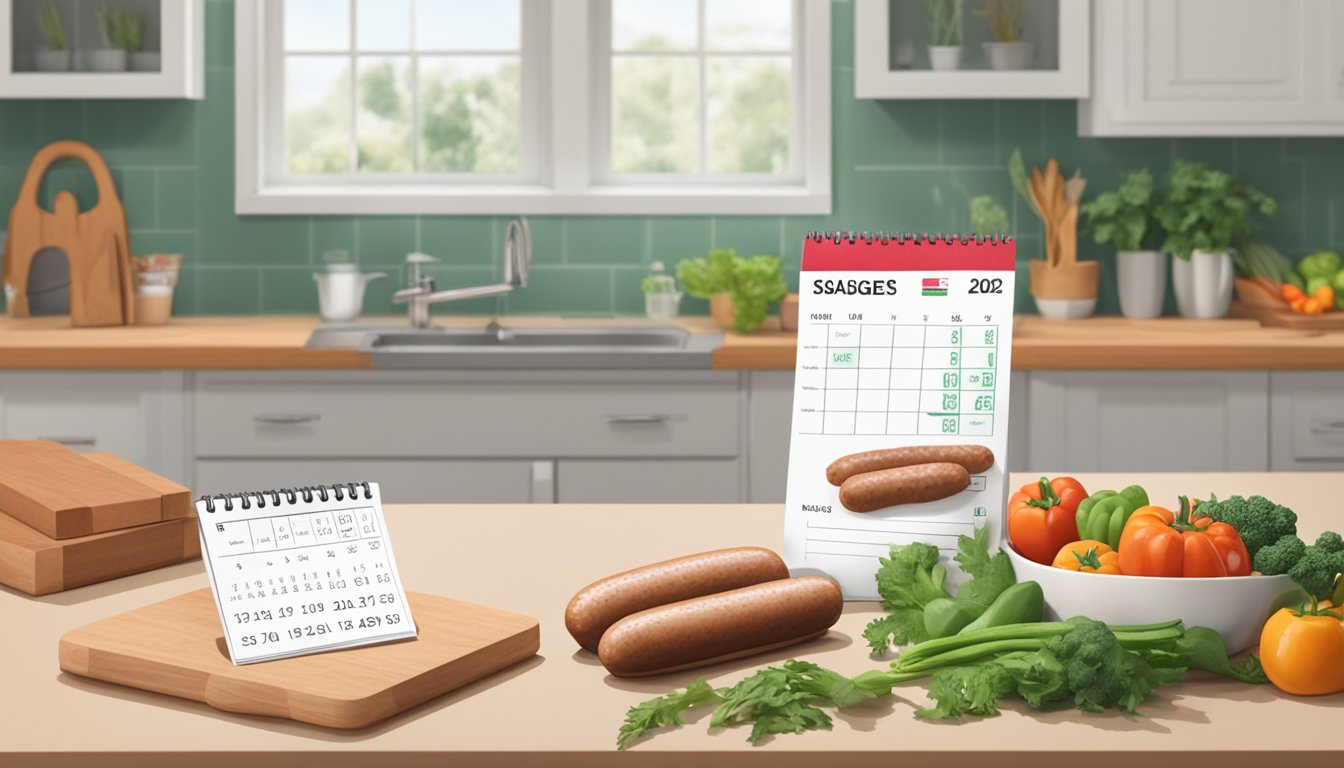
(1272, 373), (1344, 467)
(194, 459), (549, 503)
(193, 371), (740, 459)
(556, 459), (741, 503)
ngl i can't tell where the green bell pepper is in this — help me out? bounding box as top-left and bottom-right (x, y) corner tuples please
(1074, 485), (1149, 550)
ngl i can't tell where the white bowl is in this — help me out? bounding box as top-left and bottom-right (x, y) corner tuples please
(1006, 547), (1301, 653)
(1034, 296), (1097, 319)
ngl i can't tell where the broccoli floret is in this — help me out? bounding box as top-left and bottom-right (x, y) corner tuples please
(1044, 619), (1183, 714)
(1198, 495), (1297, 560)
(1253, 535), (1307, 576)
(1287, 546), (1344, 601)
(1315, 530), (1344, 554)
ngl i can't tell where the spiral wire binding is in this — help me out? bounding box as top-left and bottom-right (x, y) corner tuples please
(805, 231), (1013, 246)
(199, 481), (372, 513)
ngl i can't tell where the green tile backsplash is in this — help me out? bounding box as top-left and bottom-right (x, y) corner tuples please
(1, 0), (1341, 318)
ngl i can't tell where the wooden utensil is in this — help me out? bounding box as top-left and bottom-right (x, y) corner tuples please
(3, 140), (134, 326)
(0, 510), (197, 596)
(0, 440), (190, 539)
(60, 588), (542, 729)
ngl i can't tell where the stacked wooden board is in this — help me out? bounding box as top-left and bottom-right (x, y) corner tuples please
(0, 441), (198, 595)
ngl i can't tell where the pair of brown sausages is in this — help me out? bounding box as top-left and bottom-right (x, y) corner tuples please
(564, 548), (842, 677)
(827, 445), (993, 513)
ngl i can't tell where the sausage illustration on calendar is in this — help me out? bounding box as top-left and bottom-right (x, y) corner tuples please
(783, 233), (1016, 600)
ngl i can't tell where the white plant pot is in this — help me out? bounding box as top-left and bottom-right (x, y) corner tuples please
(644, 292), (682, 320)
(87, 48), (128, 72)
(983, 41), (1034, 70)
(1034, 297), (1097, 320)
(1172, 249), (1234, 319)
(928, 45), (964, 71)
(1116, 250), (1167, 319)
(32, 48), (71, 72)
(129, 52), (161, 72)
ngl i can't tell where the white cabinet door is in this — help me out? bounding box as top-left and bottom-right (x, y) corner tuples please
(194, 459), (550, 504)
(1270, 372), (1344, 470)
(555, 459), (741, 503)
(1081, 0), (1344, 135)
(1026, 371), (1269, 471)
(0, 371), (187, 482)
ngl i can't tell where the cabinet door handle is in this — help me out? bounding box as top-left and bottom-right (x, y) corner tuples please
(1310, 420), (1344, 435)
(603, 414), (670, 424)
(530, 460), (554, 503)
(38, 435), (96, 447)
(253, 413), (322, 425)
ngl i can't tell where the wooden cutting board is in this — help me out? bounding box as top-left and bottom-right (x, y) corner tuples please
(0, 510), (198, 596)
(59, 588), (541, 729)
(0, 441), (191, 539)
(1229, 300), (1344, 331)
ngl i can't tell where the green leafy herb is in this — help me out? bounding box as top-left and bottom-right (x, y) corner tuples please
(675, 248), (787, 332)
(1153, 161), (1276, 260)
(1080, 169), (1159, 252)
(953, 524), (1015, 608)
(969, 196), (1010, 237)
(616, 679), (721, 751)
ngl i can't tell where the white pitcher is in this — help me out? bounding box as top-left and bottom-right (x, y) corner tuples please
(314, 264), (385, 322)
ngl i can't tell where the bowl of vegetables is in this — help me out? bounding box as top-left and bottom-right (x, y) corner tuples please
(1006, 478), (1313, 653)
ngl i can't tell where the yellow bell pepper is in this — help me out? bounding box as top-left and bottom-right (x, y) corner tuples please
(1052, 540), (1122, 575)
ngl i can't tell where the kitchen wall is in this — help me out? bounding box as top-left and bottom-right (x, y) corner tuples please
(1, 0), (1341, 318)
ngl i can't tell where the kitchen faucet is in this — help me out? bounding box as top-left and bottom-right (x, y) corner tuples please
(392, 217), (532, 328)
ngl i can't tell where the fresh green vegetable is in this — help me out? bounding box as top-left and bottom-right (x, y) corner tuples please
(1153, 162), (1276, 261)
(676, 248), (787, 332)
(923, 597), (983, 639)
(1196, 494), (1297, 562)
(1075, 485), (1149, 550)
(956, 581), (1043, 635)
(1288, 542), (1344, 603)
(1307, 276), (1332, 296)
(1080, 169), (1160, 252)
(1331, 270), (1344, 310)
(1297, 250), (1342, 283)
(864, 524), (1015, 651)
(969, 195), (1010, 237)
(617, 679), (721, 750)
(1237, 242), (1303, 289)
(38, 1), (66, 50)
(1254, 534), (1308, 576)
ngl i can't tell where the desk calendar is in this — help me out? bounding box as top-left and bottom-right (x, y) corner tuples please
(196, 482), (416, 664)
(783, 233), (1017, 599)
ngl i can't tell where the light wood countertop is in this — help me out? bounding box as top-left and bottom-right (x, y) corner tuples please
(3, 315), (1344, 371)
(2, 472), (1340, 767)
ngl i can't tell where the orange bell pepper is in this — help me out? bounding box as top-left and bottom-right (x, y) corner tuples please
(1008, 476), (1087, 565)
(1259, 605), (1344, 695)
(1117, 496), (1252, 578)
(1053, 540), (1122, 574)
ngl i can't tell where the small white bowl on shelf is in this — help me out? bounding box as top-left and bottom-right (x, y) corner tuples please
(1034, 296), (1097, 319)
(1006, 546), (1300, 653)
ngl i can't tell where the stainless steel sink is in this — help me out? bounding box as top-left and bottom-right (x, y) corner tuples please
(305, 323), (721, 369)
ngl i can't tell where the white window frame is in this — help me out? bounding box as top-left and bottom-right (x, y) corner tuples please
(235, 0), (831, 215)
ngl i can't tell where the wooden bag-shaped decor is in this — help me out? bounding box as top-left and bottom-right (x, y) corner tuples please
(3, 140), (134, 326)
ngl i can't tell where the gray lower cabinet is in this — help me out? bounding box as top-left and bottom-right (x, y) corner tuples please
(0, 371), (187, 483)
(1270, 372), (1344, 470)
(556, 459), (741, 503)
(194, 459), (549, 503)
(746, 371), (794, 503)
(1026, 371), (1270, 472)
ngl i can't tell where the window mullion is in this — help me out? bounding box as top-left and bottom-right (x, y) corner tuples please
(697, 0), (708, 174)
(410, 0), (419, 172)
(551, 0), (592, 192)
(347, 2), (358, 174)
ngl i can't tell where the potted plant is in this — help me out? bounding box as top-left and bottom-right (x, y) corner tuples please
(924, 0), (964, 71)
(978, 0), (1032, 70)
(1011, 149), (1098, 319)
(1154, 162), (1276, 319)
(640, 261), (682, 320)
(90, 7), (132, 72)
(677, 248), (788, 333)
(969, 195), (1009, 236)
(123, 12), (158, 72)
(33, 1), (71, 72)
(1081, 169), (1165, 319)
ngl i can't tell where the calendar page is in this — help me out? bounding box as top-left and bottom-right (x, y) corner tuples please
(783, 233), (1016, 599)
(196, 482), (416, 665)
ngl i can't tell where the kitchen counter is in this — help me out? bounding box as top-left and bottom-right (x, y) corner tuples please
(3, 315), (1344, 371)
(2, 472), (1339, 768)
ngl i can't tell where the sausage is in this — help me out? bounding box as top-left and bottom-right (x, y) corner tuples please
(596, 577), (843, 677)
(565, 547), (789, 652)
(826, 445), (994, 485)
(838, 462), (970, 512)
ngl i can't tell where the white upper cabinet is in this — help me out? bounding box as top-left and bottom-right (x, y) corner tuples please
(0, 0), (203, 99)
(1080, 0), (1344, 135)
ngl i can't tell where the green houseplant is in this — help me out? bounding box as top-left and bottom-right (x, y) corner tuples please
(33, 1), (71, 72)
(1153, 162), (1276, 318)
(924, 0), (964, 70)
(1081, 169), (1166, 318)
(91, 7), (132, 71)
(978, 0), (1032, 70)
(969, 196), (1009, 237)
(677, 249), (788, 332)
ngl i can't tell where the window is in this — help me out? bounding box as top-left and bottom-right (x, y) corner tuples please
(236, 0), (830, 214)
